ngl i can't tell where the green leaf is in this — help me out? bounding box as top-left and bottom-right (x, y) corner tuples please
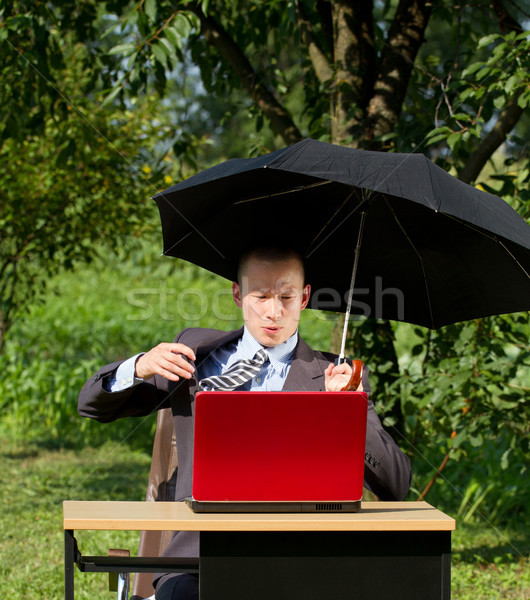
(469, 433), (484, 448)
(173, 13), (192, 39)
(144, 0), (157, 22)
(126, 51), (139, 70)
(446, 132), (461, 150)
(451, 113), (472, 122)
(458, 87), (475, 102)
(490, 43), (509, 64)
(108, 43), (136, 56)
(493, 95), (506, 109)
(5, 14), (32, 30)
(515, 31), (529, 41)
(462, 62), (484, 77)
(504, 74), (519, 94)
(425, 126), (452, 139)
(378, 132), (398, 142)
(477, 33), (500, 49)
(184, 10), (201, 32)
(475, 66), (493, 81)
(101, 84), (122, 107)
(426, 133), (449, 145)
(159, 37), (176, 58)
(151, 42), (168, 68)
(517, 91), (530, 109)
(165, 26), (182, 50)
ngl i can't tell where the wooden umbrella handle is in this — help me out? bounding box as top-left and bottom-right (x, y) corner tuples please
(341, 359), (364, 391)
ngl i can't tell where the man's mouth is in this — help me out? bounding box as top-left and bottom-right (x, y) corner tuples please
(263, 326), (280, 333)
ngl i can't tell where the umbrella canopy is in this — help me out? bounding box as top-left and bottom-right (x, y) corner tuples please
(153, 138), (530, 329)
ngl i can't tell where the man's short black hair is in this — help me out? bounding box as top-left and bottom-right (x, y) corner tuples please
(237, 245), (306, 285)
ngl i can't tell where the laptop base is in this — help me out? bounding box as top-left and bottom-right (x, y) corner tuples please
(185, 498), (361, 513)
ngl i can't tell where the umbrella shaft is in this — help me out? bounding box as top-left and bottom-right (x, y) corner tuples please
(339, 211), (367, 362)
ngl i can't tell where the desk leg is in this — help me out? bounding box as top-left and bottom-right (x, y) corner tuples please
(200, 530), (451, 600)
(65, 529), (75, 600)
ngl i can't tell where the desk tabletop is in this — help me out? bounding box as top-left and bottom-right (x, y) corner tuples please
(63, 501), (455, 532)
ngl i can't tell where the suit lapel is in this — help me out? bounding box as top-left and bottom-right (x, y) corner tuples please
(282, 336), (326, 391)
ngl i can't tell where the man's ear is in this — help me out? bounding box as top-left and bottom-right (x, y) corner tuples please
(301, 284), (311, 310)
(232, 282), (242, 307)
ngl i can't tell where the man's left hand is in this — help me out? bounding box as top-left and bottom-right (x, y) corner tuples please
(324, 362), (353, 391)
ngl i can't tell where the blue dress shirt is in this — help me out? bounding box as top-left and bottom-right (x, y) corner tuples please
(197, 327), (297, 391)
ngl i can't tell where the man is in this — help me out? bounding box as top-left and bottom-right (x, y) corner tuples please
(79, 246), (412, 600)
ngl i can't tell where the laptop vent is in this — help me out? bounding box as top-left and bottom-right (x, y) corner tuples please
(316, 503), (343, 512)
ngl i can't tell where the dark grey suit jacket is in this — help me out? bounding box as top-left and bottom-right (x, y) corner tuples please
(78, 327), (412, 561)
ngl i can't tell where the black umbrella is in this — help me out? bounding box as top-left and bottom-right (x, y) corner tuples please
(153, 139), (530, 341)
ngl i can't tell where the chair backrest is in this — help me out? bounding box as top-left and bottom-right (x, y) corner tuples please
(131, 408), (178, 600)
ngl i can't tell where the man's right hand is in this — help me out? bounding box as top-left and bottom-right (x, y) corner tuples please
(135, 343), (196, 382)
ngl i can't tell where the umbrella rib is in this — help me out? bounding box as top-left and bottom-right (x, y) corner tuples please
(305, 189), (373, 259)
(231, 180), (333, 204)
(441, 212), (530, 280)
(155, 192), (227, 259)
(306, 189), (356, 257)
(385, 198), (435, 328)
(498, 240), (530, 279)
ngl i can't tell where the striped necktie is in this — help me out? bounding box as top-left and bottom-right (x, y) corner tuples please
(199, 349), (269, 391)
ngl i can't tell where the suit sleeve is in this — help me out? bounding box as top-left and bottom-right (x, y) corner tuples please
(78, 329), (192, 423)
(363, 400), (412, 500)
(360, 367), (412, 500)
(77, 360), (173, 422)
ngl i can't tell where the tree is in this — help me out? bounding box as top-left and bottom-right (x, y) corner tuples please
(0, 11), (170, 349)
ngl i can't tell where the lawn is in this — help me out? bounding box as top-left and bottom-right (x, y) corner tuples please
(1, 442), (528, 599)
(1, 442), (149, 599)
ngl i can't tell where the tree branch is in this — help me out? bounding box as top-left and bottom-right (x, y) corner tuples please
(458, 0), (525, 183)
(458, 93), (524, 184)
(366, 0), (432, 142)
(190, 4), (303, 145)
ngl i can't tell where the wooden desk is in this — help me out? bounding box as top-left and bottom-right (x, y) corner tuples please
(64, 500), (455, 599)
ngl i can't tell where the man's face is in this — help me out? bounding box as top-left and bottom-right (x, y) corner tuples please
(232, 256), (311, 347)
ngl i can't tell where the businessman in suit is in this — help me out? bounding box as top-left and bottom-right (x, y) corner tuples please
(79, 246), (412, 600)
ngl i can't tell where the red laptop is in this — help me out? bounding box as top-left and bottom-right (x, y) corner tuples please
(186, 390), (368, 513)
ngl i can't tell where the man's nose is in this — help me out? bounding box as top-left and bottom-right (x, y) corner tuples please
(266, 297), (282, 320)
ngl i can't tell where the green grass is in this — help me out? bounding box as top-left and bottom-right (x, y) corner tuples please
(1, 442), (528, 599)
(452, 525), (530, 600)
(0, 442), (150, 599)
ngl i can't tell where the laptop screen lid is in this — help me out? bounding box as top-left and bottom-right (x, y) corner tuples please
(191, 390), (368, 503)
